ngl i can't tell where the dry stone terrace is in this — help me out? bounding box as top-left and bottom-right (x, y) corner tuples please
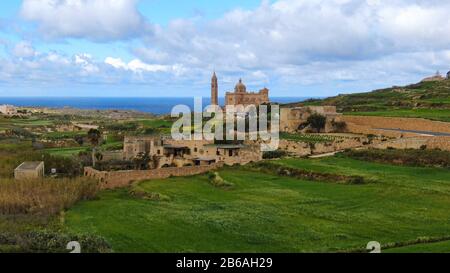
(84, 163), (223, 190)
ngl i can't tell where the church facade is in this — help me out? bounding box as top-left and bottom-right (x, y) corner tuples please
(210, 72), (270, 107)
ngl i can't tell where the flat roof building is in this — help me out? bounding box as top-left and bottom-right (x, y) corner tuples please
(14, 161), (45, 180)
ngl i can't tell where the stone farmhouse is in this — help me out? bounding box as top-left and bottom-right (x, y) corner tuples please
(280, 106), (343, 133)
(123, 136), (262, 168)
(210, 72), (270, 107)
(14, 161), (45, 180)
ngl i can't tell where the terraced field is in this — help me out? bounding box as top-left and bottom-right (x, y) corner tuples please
(63, 156), (450, 253)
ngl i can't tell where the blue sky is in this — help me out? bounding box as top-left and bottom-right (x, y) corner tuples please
(0, 0), (450, 97)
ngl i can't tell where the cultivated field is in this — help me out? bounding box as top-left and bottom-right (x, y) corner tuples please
(63, 156), (450, 253)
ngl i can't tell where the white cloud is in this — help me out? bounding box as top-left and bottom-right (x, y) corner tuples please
(20, 0), (151, 41)
(135, 0), (450, 92)
(105, 57), (169, 72)
(12, 41), (36, 58)
(4, 0), (450, 96)
(104, 56), (188, 77)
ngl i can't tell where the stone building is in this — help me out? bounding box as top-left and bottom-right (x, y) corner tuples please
(123, 136), (164, 160)
(447, 71), (450, 80)
(123, 136), (262, 168)
(0, 105), (17, 116)
(14, 161), (45, 180)
(280, 106), (343, 133)
(225, 79), (270, 107)
(210, 72), (270, 107)
(211, 72), (219, 106)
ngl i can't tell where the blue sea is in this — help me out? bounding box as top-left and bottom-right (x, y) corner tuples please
(0, 97), (311, 115)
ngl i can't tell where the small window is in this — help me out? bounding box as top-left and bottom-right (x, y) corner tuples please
(194, 147), (198, 152)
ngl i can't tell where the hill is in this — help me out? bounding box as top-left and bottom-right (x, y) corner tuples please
(286, 79), (450, 122)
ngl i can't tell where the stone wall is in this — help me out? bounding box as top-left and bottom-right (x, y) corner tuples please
(371, 136), (450, 151)
(342, 116), (450, 134)
(279, 138), (366, 157)
(84, 163), (224, 190)
(101, 150), (124, 161)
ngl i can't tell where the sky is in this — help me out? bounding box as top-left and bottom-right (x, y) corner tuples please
(0, 0), (450, 97)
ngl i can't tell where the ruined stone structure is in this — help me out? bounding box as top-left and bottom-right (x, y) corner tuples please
(14, 161), (45, 180)
(123, 136), (262, 168)
(84, 163), (223, 189)
(280, 106), (343, 133)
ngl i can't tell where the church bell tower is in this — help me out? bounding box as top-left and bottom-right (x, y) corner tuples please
(211, 71), (218, 105)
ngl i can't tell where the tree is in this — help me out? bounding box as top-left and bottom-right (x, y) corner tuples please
(133, 152), (151, 170)
(87, 129), (102, 168)
(306, 113), (327, 133)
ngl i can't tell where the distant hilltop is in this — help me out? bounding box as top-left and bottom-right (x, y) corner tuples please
(284, 71), (450, 122)
(421, 70), (450, 82)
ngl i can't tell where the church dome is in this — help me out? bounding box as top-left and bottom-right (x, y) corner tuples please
(235, 78), (247, 93)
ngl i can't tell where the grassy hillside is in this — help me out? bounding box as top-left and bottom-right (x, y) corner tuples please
(288, 80), (450, 122)
(63, 156), (450, 253)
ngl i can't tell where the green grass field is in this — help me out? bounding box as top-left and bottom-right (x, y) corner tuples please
(63, 156), (450, 253)
(41, 131), (87, 140)
(385, 240), (450, 253)
(280, 132), (350, 143)
(45, 147), (88, 157)
(137, 119), (173, 128)
(344, 109), (450, 122)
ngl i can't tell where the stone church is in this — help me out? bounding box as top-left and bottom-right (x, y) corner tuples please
(210, 72), (270, 107)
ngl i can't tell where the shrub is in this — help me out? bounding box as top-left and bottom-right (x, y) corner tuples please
(306, 113), (327, 133)
(0, 231), (111, 253)
(347, 176), (365, 185)
(129, 186), (171, 202)
(342, 148), (450, 168)
(207, 172), (234, 189)
(249, 162), (367, 185)
(331, 120), (347, 133)
(263, 150), (289, 159)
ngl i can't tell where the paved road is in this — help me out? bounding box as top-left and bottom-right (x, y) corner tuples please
(375, 128), (450, 137)
(309, 151), (342, 158)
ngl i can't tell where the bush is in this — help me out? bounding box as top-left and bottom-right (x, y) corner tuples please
(331, 120), (347, 133)
(249, 162), (367, 185)
(207, 172), (234, 189)
(342, 148), (450, 168)
(129, 186), (171, 202)
(263, 150), (289, 159)
(347, 176), (365, 185)
(0, 231), (111, 253)
(306, 113), (327, 133)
